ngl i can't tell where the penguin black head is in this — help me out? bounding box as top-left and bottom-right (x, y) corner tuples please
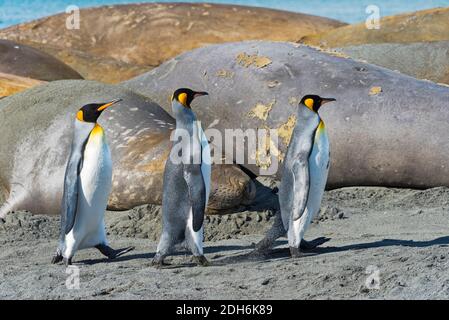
(172, 88), (209, 108)
(300, 95), (336, 112)
(76, 99), (122, 123)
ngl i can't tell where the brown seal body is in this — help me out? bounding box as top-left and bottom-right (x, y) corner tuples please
(0, 72), (45, 98)
(335, 42), (449, 85)
(300, 7), (449, 48)
(0, 40), (82, 81)
(0, 3), (344, 83)
(0, 80), (255, 218)
(123, 41), (449, 189)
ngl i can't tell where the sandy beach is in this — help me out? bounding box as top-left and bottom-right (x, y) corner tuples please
(1, 178), (448, 300)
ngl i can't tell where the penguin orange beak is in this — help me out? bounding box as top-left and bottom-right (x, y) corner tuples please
(321, 98), (336, 106)
(97, 98), (122, 112)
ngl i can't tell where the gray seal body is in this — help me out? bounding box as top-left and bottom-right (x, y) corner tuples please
(153, 97), (211, 266)
(0, 80), (255, 221)
(123, 40), (449, 189)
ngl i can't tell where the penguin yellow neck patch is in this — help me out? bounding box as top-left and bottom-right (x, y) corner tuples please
(89, 124), (105, 142)
(315, 120), (326, 139)
(304, 98), (314, 111)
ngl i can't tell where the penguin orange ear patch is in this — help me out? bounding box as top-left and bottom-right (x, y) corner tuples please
(304, 98), (314, 110)
(76, 110), (84, 122)
(178, 93), (188, 107)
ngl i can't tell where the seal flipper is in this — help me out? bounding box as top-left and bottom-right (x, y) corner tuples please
(0, 185), (27, 221)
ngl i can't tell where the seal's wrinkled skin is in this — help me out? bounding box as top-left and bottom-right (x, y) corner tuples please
(123, 41), (449, 189)
(0, 80), (255, 219)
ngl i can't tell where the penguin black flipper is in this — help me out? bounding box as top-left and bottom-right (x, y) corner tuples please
(290, 160), (310, 221)
(183, 164), (206, 232)
(280, 128), (314, 227)
(60, 140), (86, 237)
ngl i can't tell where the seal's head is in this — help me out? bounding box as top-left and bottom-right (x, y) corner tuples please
(300, 95), (336, 113)
(76, 98), (122, 123)
(172, 88), (208, 109)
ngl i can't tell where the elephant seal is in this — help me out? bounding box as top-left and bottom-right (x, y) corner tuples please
(0, 80), (255, 219)
(300, 7), (449, 48)
(335, 42), (449, 85)
(0, 40), (82, 81)
(123, 40), (449, 189)
(0, 3), (344, 83)
(0, 72), (45, 98)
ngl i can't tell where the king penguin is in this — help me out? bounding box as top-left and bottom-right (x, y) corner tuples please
(152, 88), (211, 267)
(280, 95), (336, 258)
(52, 99), (134, 266)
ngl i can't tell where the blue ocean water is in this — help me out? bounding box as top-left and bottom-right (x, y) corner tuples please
(0, 0), (448, 28)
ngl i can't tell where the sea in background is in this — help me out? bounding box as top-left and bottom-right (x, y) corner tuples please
(0, 0), (448, 28)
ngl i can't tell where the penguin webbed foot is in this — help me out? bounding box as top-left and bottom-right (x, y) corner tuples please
(289, 247), (304, 259)
(64, 257), (73, 267)
(193, 255), (210, 267)
(96, 244), (135, 259)
(51, 251), (64, 265)
(300, 237), (331, 251)
(111, 246), (135, 259)
(247, 249), (270, 261)
(151, 254), (169, 269)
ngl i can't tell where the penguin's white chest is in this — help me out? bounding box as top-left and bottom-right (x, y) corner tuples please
(79, 136), (113, 208)
(197, 122), (211, 203)
(185, 122), (211, 253)
(307, 126), (330, 217)
(66, 130), (112, 251)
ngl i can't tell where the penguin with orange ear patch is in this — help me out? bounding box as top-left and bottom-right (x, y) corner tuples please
(152, 88), (211, 267)
(52, 99), (134, 266)
(280, 95), (336, 258)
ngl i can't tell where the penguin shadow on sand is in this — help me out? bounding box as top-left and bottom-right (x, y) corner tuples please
(79, 243), (257, 268)
(79, 250), (153, 266)
(209, 238), (330, 266)
(209, 180), (449, 265)
(210, 236), (449, 266)
(203, 178), (331, 266)
(79, 178), (279, 267)
(314, 236), (449, 255)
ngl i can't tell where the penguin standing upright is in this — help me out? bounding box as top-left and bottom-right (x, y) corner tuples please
(152, 88), (211, 267)
(52, 99), (134, 266)
(280, 95), (336, 258)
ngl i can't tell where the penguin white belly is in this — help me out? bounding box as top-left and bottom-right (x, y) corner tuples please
(65, 135), (112, 253)
(186, 123), (211, 252)
(307, 128), (330, 220)
(291, 126), (330, 246)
